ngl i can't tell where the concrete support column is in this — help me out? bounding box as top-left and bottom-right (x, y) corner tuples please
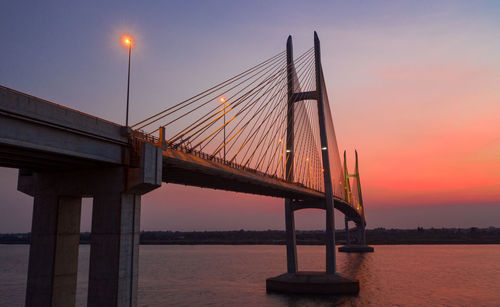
(88, 192), (141, 307)
(325, 199), (336, 274)
(345, 217), (350, 246)
(360, 224), (366, 246)
(18, 142), (161, 307)
(26, 193), (82, 307)
(285, 199), (297, 273)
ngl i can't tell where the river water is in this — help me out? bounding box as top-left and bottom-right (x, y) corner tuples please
(1, 244), (499, 306)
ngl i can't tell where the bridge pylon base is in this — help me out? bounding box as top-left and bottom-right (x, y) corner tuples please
(338, 245), (374, 253)
(266, 272), (359, 295)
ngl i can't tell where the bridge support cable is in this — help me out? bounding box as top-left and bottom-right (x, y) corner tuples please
(130, 32), (351, 206)
(284, 58), (322, 185)
(189, 69), (288, 154)
(144, 51), (287, 143)
(208, 69), (290, 158)
(249, 54), (316, 174)
(132, 51), (285, 131)
(292, 66), (321, 189)
(132, 43), (326, 191)
(218, 50), (313, 171)
(232, 50), (315, 171)
(163, 53), (289, 144)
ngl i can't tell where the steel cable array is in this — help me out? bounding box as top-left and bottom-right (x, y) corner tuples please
(132, 48), (334, 194)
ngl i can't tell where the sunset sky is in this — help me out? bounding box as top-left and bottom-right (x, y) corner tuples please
(0, 1), (499, 232)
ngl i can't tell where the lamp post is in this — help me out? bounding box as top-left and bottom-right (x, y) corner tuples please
(220, 96), (226, 160)
(123, 37), (132, 127)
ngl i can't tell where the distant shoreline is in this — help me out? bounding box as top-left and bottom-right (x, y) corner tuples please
(2, 242), (499, 245)
(2, 227), (499, 245)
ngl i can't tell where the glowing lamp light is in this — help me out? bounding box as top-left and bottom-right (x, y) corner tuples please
(122, 36), (133, 48)
(286, 149), (291, 153)
(321, 146), (327, 150)
(220, 97), (226, 103)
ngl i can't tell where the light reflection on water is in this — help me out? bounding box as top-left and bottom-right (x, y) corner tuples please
(0, 245), (499, 306)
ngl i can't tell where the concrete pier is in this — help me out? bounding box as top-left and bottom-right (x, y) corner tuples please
(18, 142), (162, 307)
(88, 191), (142, 306)
(266, 272), (359, 295)
(284, 199), (298, 273)
(339, 245), (374, 253)
(26, 193), (82, 306)
(339, 222), (374, 253)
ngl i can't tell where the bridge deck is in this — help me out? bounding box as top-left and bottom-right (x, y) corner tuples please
(0, 85), (127, 169)
(0, 85), (363, 224)
(162, 148), (324, 200)
(161, 147), (363, 224)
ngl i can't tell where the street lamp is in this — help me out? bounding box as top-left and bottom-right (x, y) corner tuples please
(220, 96), (226, 160)
(123, 36), (133, 127)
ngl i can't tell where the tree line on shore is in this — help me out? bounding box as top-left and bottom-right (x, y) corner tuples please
(1, 227), (499, 245)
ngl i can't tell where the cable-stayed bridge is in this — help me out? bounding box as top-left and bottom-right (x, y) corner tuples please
(0, 32), (371, 306)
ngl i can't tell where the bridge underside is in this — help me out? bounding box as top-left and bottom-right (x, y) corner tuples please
(0, 144), (362, 225)
(161, 148), (363, 225)
(0, 143), (362, 224)
(0, 143), (118, 171)
(162, 148), (324, 200)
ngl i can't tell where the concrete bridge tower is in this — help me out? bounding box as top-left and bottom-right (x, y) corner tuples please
(266, 32), (359, 295)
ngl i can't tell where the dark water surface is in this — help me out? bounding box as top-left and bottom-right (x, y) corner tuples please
(1, 245), (499, 306)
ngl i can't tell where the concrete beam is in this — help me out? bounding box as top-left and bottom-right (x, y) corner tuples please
(0, 85), (126, 143)
(291, 91), (318, 103)
(0, 85), (129, 167)
(127, 142), (162, 195)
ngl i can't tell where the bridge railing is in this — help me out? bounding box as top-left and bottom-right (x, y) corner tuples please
(132, 129), (321, 193)
(131, 128), (365, 218)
